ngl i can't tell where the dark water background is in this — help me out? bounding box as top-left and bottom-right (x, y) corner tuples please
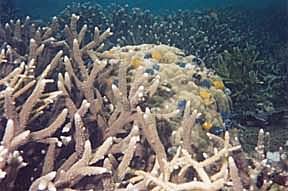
(13, 0), (286, 19)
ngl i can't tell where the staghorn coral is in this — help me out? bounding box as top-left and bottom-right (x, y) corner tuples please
(56, 2), (287, 62)
(0, 14), (287, 191)
(55, 2), (288, 120)
(0, 0), (16, 24)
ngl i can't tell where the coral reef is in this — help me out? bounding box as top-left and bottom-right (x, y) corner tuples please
(57, 2), (287, 60)
(0, 14), (287, 191)
(56, 2), (288, 120)
(213, 45), (267, 113)
(0, 0), (16, 23)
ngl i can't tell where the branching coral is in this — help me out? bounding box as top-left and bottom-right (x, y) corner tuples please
(0, 0), (16, 24)
(0, 13), (287, 191)
(56, 3), (288, 121)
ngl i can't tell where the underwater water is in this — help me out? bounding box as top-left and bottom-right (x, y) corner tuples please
(0, 0), (288, 190)
(13, 0), (284, 19)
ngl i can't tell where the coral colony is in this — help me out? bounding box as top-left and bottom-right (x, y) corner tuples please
(57, 2), (287, 116)
(0, 5), (287, 191)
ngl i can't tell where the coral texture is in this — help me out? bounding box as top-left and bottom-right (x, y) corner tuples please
(0, 14), (287, 191)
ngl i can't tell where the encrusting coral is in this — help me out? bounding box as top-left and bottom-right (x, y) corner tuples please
(0, 14), (287, 191)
